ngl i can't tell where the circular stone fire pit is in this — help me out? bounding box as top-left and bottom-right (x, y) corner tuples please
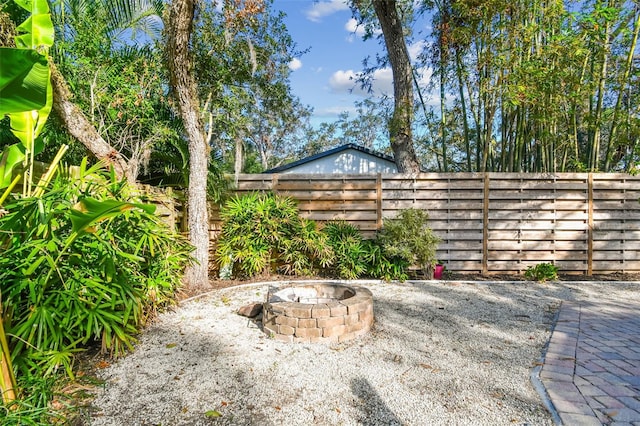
(262, 282), (374, 343)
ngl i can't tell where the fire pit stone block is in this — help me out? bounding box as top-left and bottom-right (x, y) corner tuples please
(263, 282), (374, 343)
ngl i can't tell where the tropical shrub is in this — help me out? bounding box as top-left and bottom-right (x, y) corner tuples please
(279, 217), (333, 276)
(216, 192), (332, 277)
(0, 0), (55, 410)
(362, 239), (409, 282)
(322, 220), (368, 280)
(0, 0), (193, 421)
(525, 263), (559, 282)
(378, 208), (440, 277)
(0, 161), (194, 380)
(216, 194), (413, 281)
(322, 221), (408, 281)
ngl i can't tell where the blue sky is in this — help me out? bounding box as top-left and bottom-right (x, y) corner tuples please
(273, 0), (398, 127)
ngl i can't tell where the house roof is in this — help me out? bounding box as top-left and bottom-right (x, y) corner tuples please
(263, 143), (396, 173)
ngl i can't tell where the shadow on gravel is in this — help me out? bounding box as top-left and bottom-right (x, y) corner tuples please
(351, 377), (404, 426)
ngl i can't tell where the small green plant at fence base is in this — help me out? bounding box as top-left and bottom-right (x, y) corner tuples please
(323, 220), (367, 280)
(377, 209), (441, 278)
(525, 263), (559, 282)
(323, 221), (408, 281)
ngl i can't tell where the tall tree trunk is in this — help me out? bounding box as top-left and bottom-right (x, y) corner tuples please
(50, 64), (131, 182)
(371, 0), (421, 173)
(166, 0), (210, 290)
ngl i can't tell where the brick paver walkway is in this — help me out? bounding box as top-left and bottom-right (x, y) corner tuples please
(536, 299), (640, 425)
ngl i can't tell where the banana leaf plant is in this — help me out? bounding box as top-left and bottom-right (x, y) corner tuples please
(1, 0), (161, 407)
(0, 0), (54, 406)
(0, 0), (53, 196)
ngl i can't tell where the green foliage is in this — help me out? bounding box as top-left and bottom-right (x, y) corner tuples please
(279, 217), (333, 276)
(39, 1), (179, 182)
(193, 0), (312, 172)
(0, 161), (194, 380)
(0, 48), (49, 115)
(0, 0), (53, 193)
(378, 209), (440, 276)
(524, 263), (559, 282)
(322, 221), (408, 281)
(216, 194), (410, 281)
(322, 221), (368, 280)
(0, 374), (62, 425)
(216, 192), (331, 278)
(148, 136), (230, 207)
(0, 1), (189, 421)
(0, 0), (55, 408)
(362, 239), (409, 282)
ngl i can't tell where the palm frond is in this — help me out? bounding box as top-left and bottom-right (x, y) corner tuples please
(104, 0), (164, 44)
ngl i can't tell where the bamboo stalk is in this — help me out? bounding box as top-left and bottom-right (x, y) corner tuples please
(32, 144), (68, 198)
(0, 297), (17, 405)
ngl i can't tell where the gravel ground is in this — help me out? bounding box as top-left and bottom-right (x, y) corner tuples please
(88, 279), (640, 426)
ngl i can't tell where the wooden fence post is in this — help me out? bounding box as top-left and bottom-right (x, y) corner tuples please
(376, 173), (383, 231)
(482, 173), (490, 275)
(588, 173), (593, 276)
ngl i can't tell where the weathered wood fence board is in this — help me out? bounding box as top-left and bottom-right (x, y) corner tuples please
(210, 172), (640, 275)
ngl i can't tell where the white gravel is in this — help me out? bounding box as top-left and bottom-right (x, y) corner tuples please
(88, 279), (640, 426)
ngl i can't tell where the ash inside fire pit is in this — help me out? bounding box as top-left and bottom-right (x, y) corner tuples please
(262, 282), (374, 344)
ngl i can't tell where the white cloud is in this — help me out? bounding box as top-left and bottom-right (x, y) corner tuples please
(328, 69), (358, 92)
(413, 66), (433, 88)
(305, 0), (349, 22)
(288, 58), (303, 71)
(317, 105), (358, 117)
(344, 18), (381, 41)
(211, 0), (223, 13)
(345, 18), (366, 40)
(408, 40), (428, 62)
(371, 68), (393, 95)
(328, 68), (393, 97)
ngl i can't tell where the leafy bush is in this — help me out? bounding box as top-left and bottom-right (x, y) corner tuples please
(524, 263), (559, 282)
(216, 194), (414, 281)
(279, 217), (333, 276)
(378, 208), (440, 276)
(0, 374), (62, 424)
(216, 192), (332, 278)
(323, 221), (408, 281)
(0, 162), (193, 379)
(322, 221), (368, 279)
(362, 239), (409, 282)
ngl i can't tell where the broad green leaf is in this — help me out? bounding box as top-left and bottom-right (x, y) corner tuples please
(0, 144), (26, 189)
(8, 106), (48, 156)
(14, 0), (50, 14)
(0, 48), (49, 115)
(70, 197), (156, 233)
(13, 0), (54, 50)
(9, 110), (37, 150)
(33, 65), (53, 139)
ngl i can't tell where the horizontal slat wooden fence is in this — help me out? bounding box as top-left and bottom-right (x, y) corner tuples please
(210, 173), (640, 275)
